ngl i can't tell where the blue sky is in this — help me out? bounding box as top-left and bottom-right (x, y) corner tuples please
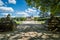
(0, 0), (50, 17)
(0, 0), (40, 17)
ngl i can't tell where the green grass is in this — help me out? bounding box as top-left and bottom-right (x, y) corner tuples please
(37, 21), (45, 24)
(14, 20), (22, 24)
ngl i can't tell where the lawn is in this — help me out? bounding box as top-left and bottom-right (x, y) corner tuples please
(37, 21), (45, 24)
(14, 20), (45, 24)
(14, 20), (22, 24)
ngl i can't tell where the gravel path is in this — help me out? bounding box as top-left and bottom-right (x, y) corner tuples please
(0, 21), (60, 40)
(22, 21), (44, 24)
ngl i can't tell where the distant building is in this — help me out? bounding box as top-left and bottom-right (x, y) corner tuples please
(26, 17), (34, 21)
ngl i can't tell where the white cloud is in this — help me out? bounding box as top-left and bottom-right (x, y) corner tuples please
(25, 8), (40, 17)
(8, 0), (16, 4)
(25, 8), (37, 13)
(1, 13), (12, 16)
(0, 13), (13, 17)
(0, 13), (9, 17)
(0, 0), (15, 17)
(3, 13), (8, 16)
(11, 16), (16, 18)
(34, 16), (40, 17)
(17, 12), (26, 14)
(0, 0), (4, 6)
(0, 7), (14, 12)
(17, 12), (30, 17)
(16, 8), (40, 17)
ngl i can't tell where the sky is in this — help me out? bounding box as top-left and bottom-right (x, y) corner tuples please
(0, 0), (50, 18)
(0, 0), (41, 18)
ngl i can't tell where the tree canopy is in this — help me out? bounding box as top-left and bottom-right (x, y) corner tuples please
(25, 0), (60, 15)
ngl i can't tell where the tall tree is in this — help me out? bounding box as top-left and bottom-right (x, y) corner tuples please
(6, 14), (11, 21)
(25, 0), (60, 16)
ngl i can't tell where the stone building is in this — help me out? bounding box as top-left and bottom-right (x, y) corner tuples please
(26, 17), (34, 21)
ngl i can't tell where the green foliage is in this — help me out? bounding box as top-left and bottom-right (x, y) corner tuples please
(13, 17), (27, 21)
(14, 20), (22, 24)
(19, 17), (26, 21)
(34, 17), (41, 21)
(6, 14), (11, 21)
(25, 0), (60, 32)
(34, 17), (49, 21)
(0, 18), (5, 22)
(25, 0), (60, 14)
(0, 20), (16, 32)
(47, 16), (60, 32)
(34, 17), (39, 21)
(0, 14), (16, 32)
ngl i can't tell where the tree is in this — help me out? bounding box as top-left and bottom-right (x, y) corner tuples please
(39, 11), (45, 17)
(25, 0), (60, 32)
(6, 14), (11, 21)
(25, 0), (60, 15)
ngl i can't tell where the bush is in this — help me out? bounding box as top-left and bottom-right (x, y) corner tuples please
(34, 17), (48, 21)
(0, 14), (16, 32)
(34, 17), (41, 21)
(0, 20), (16, 32)
(47, 16), (60, 32)
(13, 17), (27, 21)
(19, 17), (26, 21)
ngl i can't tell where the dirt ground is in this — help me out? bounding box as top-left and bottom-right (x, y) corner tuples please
(0, 24), (60, 40)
